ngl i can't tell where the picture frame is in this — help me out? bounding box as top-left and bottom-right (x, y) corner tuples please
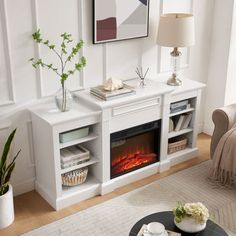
(93, 0), (150, 44)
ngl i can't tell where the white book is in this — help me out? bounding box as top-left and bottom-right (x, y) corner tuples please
(61, 157), (89, 169)
(60, 145), (89, 163)
(90, 84), (135, 98)
(90, 90), (135, 101)
(180, 114), (188, 130)
(174, 115), (186, 131)
(182, 113), (193, 129)
(169, 118), (174, 133)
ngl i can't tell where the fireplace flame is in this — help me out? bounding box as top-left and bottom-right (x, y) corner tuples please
(111, 147), (157, 177)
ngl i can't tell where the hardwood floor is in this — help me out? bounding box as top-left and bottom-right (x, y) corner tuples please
(0, 133), (211, 236)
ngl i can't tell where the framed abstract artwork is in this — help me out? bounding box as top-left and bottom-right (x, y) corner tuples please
(93, 0), (149, 44)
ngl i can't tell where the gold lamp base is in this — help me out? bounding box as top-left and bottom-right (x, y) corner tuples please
(167, 75), (182, 86)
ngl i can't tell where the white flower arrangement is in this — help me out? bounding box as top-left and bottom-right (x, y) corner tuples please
(173, 202), (209, 224)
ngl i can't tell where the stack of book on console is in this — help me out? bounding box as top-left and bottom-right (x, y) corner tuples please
(60, 145), (90, 169)
(170, 99), (190, 113)
(90, 84), (136, 101)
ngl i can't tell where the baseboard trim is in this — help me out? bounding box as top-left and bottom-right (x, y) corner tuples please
(101, 162), (160, 193)
(169, 148), (199, 166)
(203, 124), (213, 136)
(197, 122), (204, 134)
(159, 159), (171, 172)
(12, 178), (35, 196)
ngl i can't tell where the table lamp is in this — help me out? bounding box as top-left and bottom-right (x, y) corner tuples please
(157, 13), (195, 86)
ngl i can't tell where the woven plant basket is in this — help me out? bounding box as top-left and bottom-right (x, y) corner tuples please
(61, 167), (88, 186)
(168, 138), (187, 154)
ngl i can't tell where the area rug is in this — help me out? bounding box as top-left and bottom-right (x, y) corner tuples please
(23, 161), (236, 236)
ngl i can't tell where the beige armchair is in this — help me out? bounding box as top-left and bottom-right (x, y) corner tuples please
(211, 103), (236, 158)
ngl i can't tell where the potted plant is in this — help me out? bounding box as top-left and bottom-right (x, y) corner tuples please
(173, 202), (209, 233)
(30, 29), (86, 112)
(0, 129), (20, 229)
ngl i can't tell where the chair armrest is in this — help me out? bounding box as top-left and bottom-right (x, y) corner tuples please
(210, 103), (236, 158)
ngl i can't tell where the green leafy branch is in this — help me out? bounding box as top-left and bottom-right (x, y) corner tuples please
(29, 58), (60, 76)
(29, 29), (86, 85)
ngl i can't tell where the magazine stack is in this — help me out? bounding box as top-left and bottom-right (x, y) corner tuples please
(60, 145), (90, 169)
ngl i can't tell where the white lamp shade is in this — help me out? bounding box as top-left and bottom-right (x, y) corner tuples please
(157, 13), (195, 47)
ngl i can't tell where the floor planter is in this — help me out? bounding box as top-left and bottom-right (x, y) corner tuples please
(174, 217), (206, 233)
(0, 184), (14, 229)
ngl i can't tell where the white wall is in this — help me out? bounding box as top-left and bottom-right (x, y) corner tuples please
(0, 0), (214, 195)
(224, 1), (236, 106)
(186, 0), (214, 132)
(203, 0), (235, 134)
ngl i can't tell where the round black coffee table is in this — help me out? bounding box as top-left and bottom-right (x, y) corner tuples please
(129, 211), (228, 236)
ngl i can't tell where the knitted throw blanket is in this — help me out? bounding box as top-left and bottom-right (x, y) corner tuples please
(209, 126), (236, 188)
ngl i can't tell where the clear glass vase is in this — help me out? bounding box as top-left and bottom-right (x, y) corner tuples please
(54, 83), (72, 112)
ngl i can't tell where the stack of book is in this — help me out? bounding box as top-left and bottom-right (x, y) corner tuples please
(170, 113), (193, 132)
(170, 99), (190, 113)
(90, 84), (136, 101)
(60, 145), (90, 169)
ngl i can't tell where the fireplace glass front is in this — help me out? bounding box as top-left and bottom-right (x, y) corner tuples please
(110, 120), (161, 179)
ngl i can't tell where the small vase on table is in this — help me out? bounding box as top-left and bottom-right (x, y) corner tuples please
(173, 202), (209, 234)
(55, 82), (72, 112)
(174, 217), (206, 233)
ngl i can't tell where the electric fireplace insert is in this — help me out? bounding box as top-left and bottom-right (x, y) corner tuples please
(110, 120), (161, 179)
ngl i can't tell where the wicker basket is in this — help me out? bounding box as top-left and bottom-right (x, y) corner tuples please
(168, 138), (187, 154)
(61, 167), (88, 186)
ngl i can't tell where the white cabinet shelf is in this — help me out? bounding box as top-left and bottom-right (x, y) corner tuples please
(30, 103), (102, 210)
(62, 175), (100, 196)
(30, 78), (205, 210)
(59, 133), (98, 149)
(61, 156), (99, 174)
(168, 128), (193, 139)
(169, 108), (195, 117)
(167, 95), (199, 160)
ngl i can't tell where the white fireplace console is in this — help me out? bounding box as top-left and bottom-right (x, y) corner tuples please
(30, 78), (205, 210)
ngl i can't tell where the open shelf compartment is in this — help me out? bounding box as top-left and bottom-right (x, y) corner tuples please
(169, 108), (195, 117)
(59, 133), (98, 149)
(168, 128), (193, 139)
(61, 175), (100, 196)
(61, 156), (99, 174)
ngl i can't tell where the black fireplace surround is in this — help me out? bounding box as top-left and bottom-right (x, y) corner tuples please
(110, 120), (161, 179)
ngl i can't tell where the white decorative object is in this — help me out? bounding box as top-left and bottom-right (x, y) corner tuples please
(0, 184), (14, 229)
(146, 222), (166, 235)
(103, 78), (124, 91)
(173, 202), (209, 233)
(174, 217), (206, 233)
